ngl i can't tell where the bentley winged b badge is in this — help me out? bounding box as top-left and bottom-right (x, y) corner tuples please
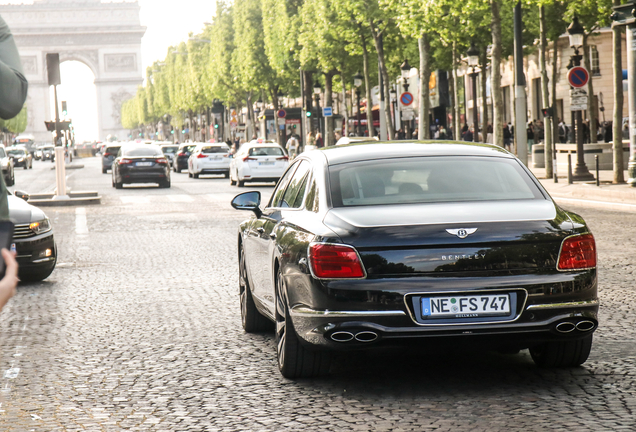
(446, 228), (478, 239)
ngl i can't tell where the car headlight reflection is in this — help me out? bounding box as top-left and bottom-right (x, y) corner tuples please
(29, 219), (52, 235)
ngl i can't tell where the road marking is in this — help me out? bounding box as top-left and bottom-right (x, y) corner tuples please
(75, 207), (88, 234)
(120, 196), (150, 204)
(168, 195), (194, 203)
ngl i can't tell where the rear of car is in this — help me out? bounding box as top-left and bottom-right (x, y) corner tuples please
(101, 145), (121, 173)
(235, 144), (289, 185)
(189, 144), (231, 178)
(112, 144), (170, 188)
(174, 144), (197, 173)
(160, 145), (179, 167)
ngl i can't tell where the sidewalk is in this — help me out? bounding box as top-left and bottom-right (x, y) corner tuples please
(530, 167), (636, 211)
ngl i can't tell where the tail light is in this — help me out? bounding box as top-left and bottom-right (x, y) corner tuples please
(276, 156), (289, 161)
(156, 158), (168, 165)
(309, 243), (365, 279)
(178, 152), (186, 157)
(104, 152), (112, 157)
(119, 159), (133, 165)
(197, 153), (208, 158)
(557, 234), (596, 270)
(243, 156), (256, 162)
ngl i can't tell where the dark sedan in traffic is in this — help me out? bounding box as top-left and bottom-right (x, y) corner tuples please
(112, 143), (171, 188)
(173, 143), (197, 173)
(231, 142), (598, 378)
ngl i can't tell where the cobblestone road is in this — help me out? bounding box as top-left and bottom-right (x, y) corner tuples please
(0, 157), (634, 431)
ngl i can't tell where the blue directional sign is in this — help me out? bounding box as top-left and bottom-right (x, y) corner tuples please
(322, 107), (333, 117)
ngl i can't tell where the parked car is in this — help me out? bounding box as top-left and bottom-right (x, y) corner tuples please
(10, 190), (57, 281)
(188, 143), (231, 178)
(231, 141), (598, 378)
(229, 142), (289, 187)
(41, 145), (55, 161)
(111, 143), (171, 189)
(7, 146), (33, 169)
(0, 145), (14, 186)
(160, 144), (179, 167)
(173, 143), (198, 173)
(101, 144), (122, 173)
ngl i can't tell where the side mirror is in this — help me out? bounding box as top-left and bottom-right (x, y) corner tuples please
(14, 190), (29, 201)
(231, 191), (262, 218)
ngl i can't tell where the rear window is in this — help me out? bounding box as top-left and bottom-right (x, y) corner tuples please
(161, 146), (178, 154)
(123, 147), (162, 157)
(202, 146), (228, 154)
(249, 146), (284, 156)
(329, 156), (543, 207)
(105, 146), (121, 154)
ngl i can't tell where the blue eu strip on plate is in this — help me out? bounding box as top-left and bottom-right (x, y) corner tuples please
(421, 298), (431, 316)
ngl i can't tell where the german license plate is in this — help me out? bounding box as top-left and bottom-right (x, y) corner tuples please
(136, 162), (153, 166)
(259, 161), (274, 166)
(421, 294), (510, 318)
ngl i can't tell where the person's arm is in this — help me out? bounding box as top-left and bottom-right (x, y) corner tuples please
(0, 15), (28, 120)
(0, 249), (18, 311)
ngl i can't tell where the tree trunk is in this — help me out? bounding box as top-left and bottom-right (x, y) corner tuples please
(449, 64), (456, 140)
(341, 71), (349, 138)
(613, 1), (625, 183)
(246, 92), (255, 140)
(360, 30), (374, 138)
(270, 88), (285, 147)
(480, 48), (488, 142)
(551, 36), (558, 154)
(325, 72), (334, 147)
(583, 34), (597, 143)
(452, 42), (461, 140)
(539, 5), (553, 178)
(369, 22), (395, 139)
(418, 34), (431, 140)
(491, 0), (504, 148)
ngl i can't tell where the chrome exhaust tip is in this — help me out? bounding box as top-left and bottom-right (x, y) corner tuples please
(354, 331), (378, 343)
(330, 331), (354, 342)
(555, 322), (576, 333)
(576, 320), (596, 332)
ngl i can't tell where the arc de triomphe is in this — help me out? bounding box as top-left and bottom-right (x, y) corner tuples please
(0, 0), (146, 142)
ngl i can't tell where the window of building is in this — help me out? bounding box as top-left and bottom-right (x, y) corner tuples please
(590, 45), (600, 76)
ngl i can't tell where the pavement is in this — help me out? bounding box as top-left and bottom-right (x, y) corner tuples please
(530, 167), (636, 212)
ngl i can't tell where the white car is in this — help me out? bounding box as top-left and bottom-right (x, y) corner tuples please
(188, 143), (231, 178)
(229, 142), (289, 187)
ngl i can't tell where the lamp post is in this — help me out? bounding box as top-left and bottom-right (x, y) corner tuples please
(567, 17), (594, 181)
(389, 87), (398, 138)
(467, 43), (480, 143)
(314, 82), (323, 139)
(354, 71), (363, 136)
(400, 59), (412, 138)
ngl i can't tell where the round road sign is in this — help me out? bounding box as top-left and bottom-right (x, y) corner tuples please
(567, 67), (589, 88)
(400, 92), (414, 106)
(277, 109), (287, 118)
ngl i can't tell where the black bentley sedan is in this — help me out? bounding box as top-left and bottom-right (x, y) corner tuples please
(231, 142), (598, 378)
(112, 143), (171, 189)
(10, 191), (56, 281)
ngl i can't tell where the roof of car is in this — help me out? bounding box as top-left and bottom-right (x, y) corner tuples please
(315, 141), (513, 165)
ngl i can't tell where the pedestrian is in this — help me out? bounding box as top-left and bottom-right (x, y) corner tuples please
(604, 121), (613, 143)
(463, 126), (474, 142)
(503, 123), (511, 150)
(315, 132), (324, 148)
(412, 128), (418, 139)
(526, 122), (535, 153)
(0, 14), (26, 310)
(397, 128), (405, 140)
(558, 119), (567, 143)
(438, 125), (446, 140)
(306, 131), (316, 149)
(286, 134), (298, 159)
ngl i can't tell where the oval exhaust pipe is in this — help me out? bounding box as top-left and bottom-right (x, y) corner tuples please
(576, 320), (596, 332)
(354, 331), (378, 343)
(330, 331), (354, 342)
(555, 322), (576, 333)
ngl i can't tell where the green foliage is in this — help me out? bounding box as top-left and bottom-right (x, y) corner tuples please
(0, 106), (27, 134)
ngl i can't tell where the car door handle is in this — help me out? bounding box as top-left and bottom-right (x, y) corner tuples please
(256, 227), (265, 234)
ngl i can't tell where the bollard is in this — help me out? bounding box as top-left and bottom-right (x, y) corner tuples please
(595, 155), (600, 186)
(567, 153), (573, 184)
(553, 157), (558, 183)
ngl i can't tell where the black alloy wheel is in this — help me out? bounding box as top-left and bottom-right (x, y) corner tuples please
(275, 269), (330, 378)
(530, 334), (593, 368)
(239, 246), (272, 333)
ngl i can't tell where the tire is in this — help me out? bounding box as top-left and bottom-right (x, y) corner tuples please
(238, 179), (245, 187)
(230, 178), (236, 186)
(224, 172), (230, 179)
(275, 269), (330, 378)
(239, 246), (272, 332)
(176, 166), (181, 173)
(102, 168), (107, 174)
(193, 173), (199, 179)
(530, 334), (593, 368)
(6, 172), (14, 187)
(20, 265), (55, 282)
(188, 171), (193, 178)
(159, 180), (170, 188)
(115, 181), (123, 189)
(23, 164), (28, 170)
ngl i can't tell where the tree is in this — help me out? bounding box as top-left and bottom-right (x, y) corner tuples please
(612, 0), (624, 183)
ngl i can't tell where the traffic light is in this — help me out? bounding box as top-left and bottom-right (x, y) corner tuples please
(541, 107), (554, 118)
(306, 111), (312, 118)
(214, 123), (219, 129)
(62, 101), (67, 117)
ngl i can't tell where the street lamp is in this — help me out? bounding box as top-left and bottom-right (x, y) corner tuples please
(467, 43), (480, 143)
(566, 16), (594, 181)
(389, 87), (398, 138)
(400, 59), (411, 81)
(313, 82), (322, 137)
(353, 72), (363, 136)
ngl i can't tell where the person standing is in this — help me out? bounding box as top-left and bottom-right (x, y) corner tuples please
(306, 131), (316, 149)
(286, 134), (299, 159)
(503, 123), (511, 150)
(526, 122), (535, 154)
(315, 132), (324, 148)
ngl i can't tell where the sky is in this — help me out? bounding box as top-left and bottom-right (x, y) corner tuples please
(35, 0), (217, 141)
